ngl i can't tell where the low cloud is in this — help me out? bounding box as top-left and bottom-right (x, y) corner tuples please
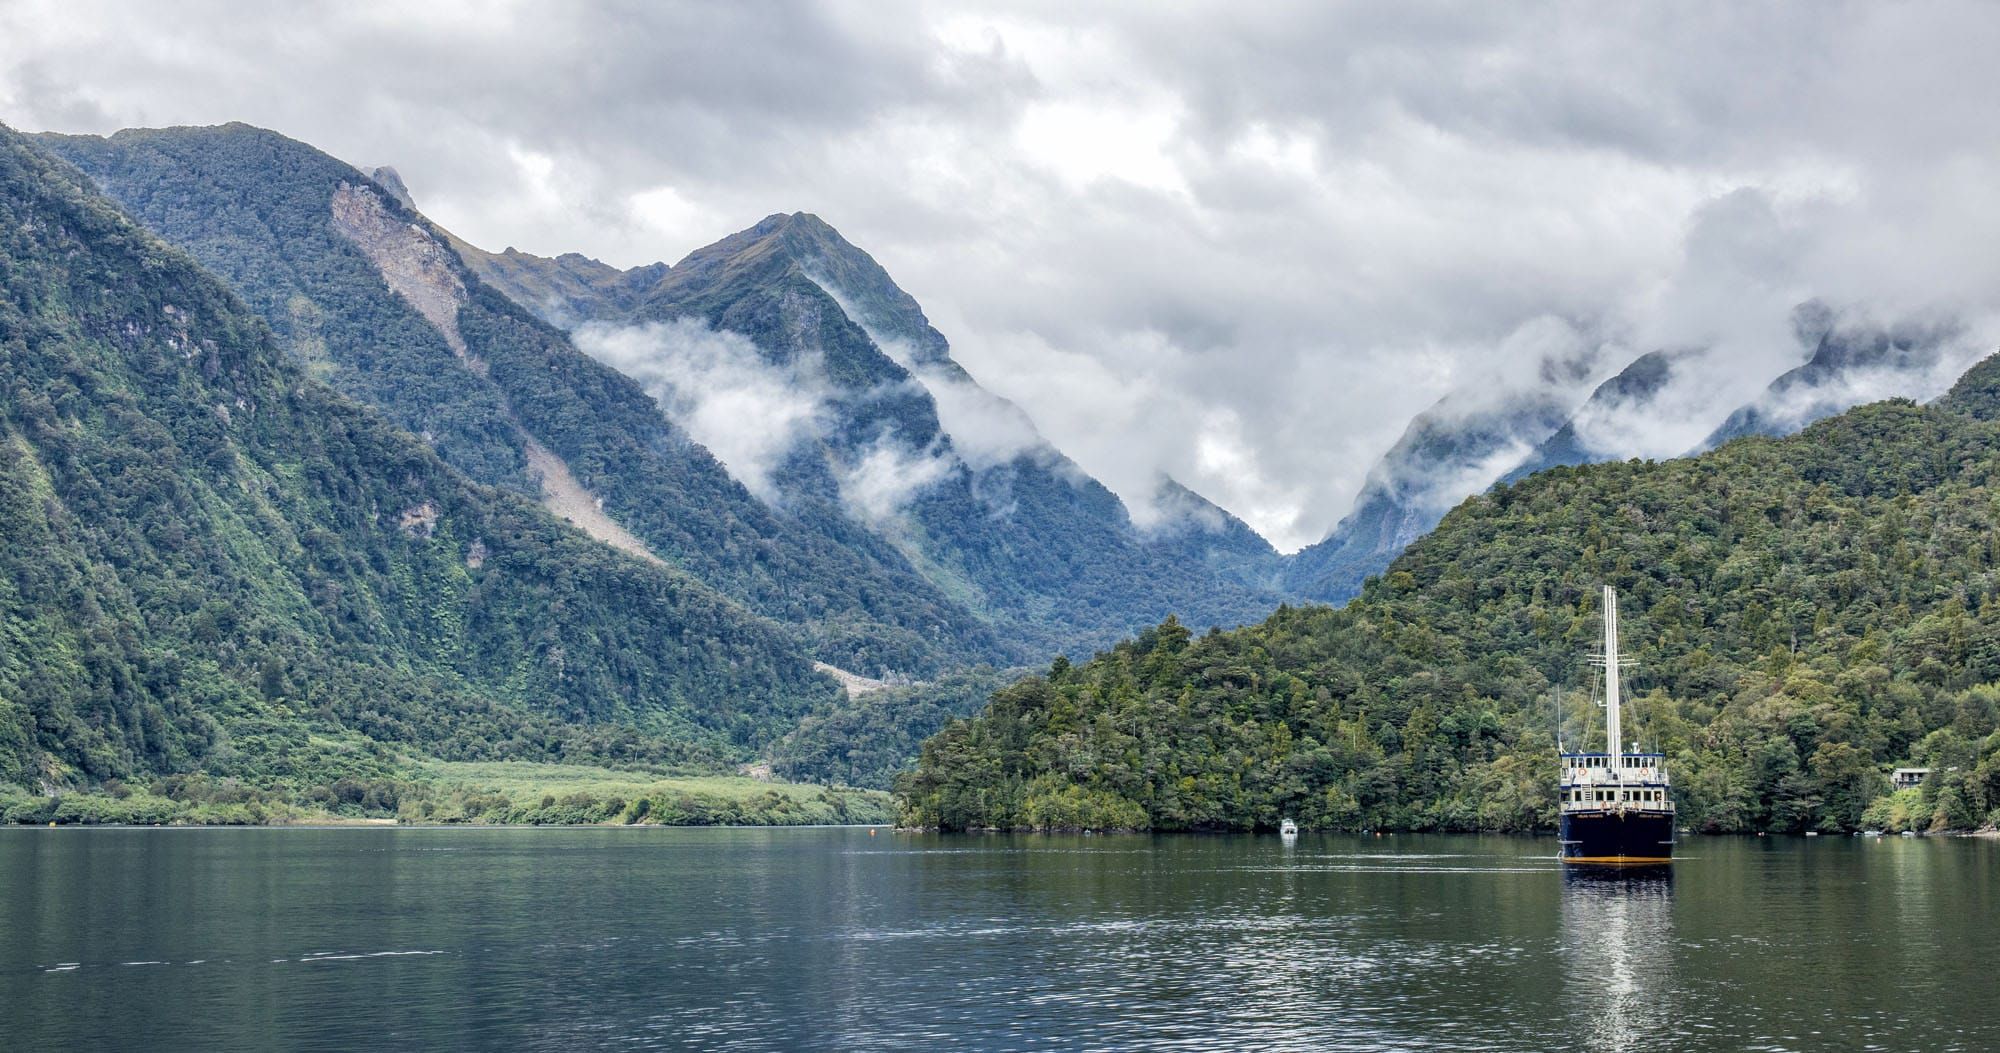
(574, 318), (826, 504)
(836, 433), (956, 524)
(808, 274), (1049, 472)
(1701, 308), (1983, 443)
(575, 316), (960, 521)
(11, 3), (2000, 549)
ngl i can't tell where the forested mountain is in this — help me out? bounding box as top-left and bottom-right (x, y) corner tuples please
(1286, 306), (1982, 605)
(457, 207), (1287, 651)
(39, 125), (1004, 678)
(901, 358), (2000, 835)
(0, 124), (845, 802)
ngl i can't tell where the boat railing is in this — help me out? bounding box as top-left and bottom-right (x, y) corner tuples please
(1562, 766), (1667, 786)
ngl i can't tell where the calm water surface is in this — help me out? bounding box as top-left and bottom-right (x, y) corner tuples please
(1, 827), (1992, 1051)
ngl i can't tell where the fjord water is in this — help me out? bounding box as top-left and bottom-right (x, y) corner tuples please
(1, 829), (1992, 1051)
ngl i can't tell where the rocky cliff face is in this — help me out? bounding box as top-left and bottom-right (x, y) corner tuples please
(328, 179), (666, 566)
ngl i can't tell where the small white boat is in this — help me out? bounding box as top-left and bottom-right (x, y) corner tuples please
(1279, 819), (1299, 837)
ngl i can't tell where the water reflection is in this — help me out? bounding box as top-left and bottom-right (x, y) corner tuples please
(1561, 869), (1675, 1049)
(5, 831), (1995, 1051)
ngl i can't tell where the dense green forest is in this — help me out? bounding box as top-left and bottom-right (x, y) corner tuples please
(0, 123), (849, 817)
(767, 666), (1024, 789)
(901, 363), (2000, 834)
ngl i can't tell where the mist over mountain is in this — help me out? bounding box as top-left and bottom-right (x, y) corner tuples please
(40, 125), (1006, 678)
(1502, 350), (1690, 483)
(46, 124), (1284, 676)
(1286, 298), (1993, 604)
(458, 205), (1289, 642)
(1701, 303), (1979, 450)
(1278, 326), (1609, 602)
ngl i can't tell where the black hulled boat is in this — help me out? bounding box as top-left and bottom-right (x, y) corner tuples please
(1558, 586), (1674, 867)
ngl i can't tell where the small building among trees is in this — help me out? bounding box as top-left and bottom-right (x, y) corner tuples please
(1891, 767), (1931, 791)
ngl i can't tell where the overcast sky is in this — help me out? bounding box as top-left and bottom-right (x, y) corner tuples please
(7, 1), (2000, 550)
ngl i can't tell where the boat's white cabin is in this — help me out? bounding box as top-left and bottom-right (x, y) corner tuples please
(1558, 752), (1674, 813)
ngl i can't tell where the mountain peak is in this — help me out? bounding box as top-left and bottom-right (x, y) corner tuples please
(746, 210), (837, 239)
(670, 210), (861, 278)
(365, 165), (416, 209)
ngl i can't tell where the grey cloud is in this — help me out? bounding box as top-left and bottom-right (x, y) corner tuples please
(7, 1), (2000, 550)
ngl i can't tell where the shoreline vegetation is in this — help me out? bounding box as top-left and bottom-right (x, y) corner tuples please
(0, 762), (891, 827)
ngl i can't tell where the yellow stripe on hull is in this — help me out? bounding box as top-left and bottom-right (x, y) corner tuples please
(1561, 856), (1671, 866)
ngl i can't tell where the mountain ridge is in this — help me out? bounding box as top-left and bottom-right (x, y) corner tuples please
(450, 191), (1291, 647)
(40, 124), (1006, 677)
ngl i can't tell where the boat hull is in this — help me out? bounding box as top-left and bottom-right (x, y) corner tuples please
(1559, 809), (1674, 865)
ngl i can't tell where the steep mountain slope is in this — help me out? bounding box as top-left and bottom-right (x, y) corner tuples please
(1501, 350), (1687, 482)
(1289, 304), (1985, 606)
(0, 124), (840, 794)
(1279, 381), (1586, 604)
(39, 125), (999, 676)
(902, 355), (2000, 835)
(444, 238), (664, 329)
(1702, 305), (1972, 449)
(459, 210), (1287, 651)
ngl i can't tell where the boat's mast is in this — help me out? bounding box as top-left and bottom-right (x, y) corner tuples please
(1603, 585), (1623, 761)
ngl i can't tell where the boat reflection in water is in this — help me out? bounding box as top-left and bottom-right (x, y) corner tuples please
(1561, 867), (1676, 1047)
